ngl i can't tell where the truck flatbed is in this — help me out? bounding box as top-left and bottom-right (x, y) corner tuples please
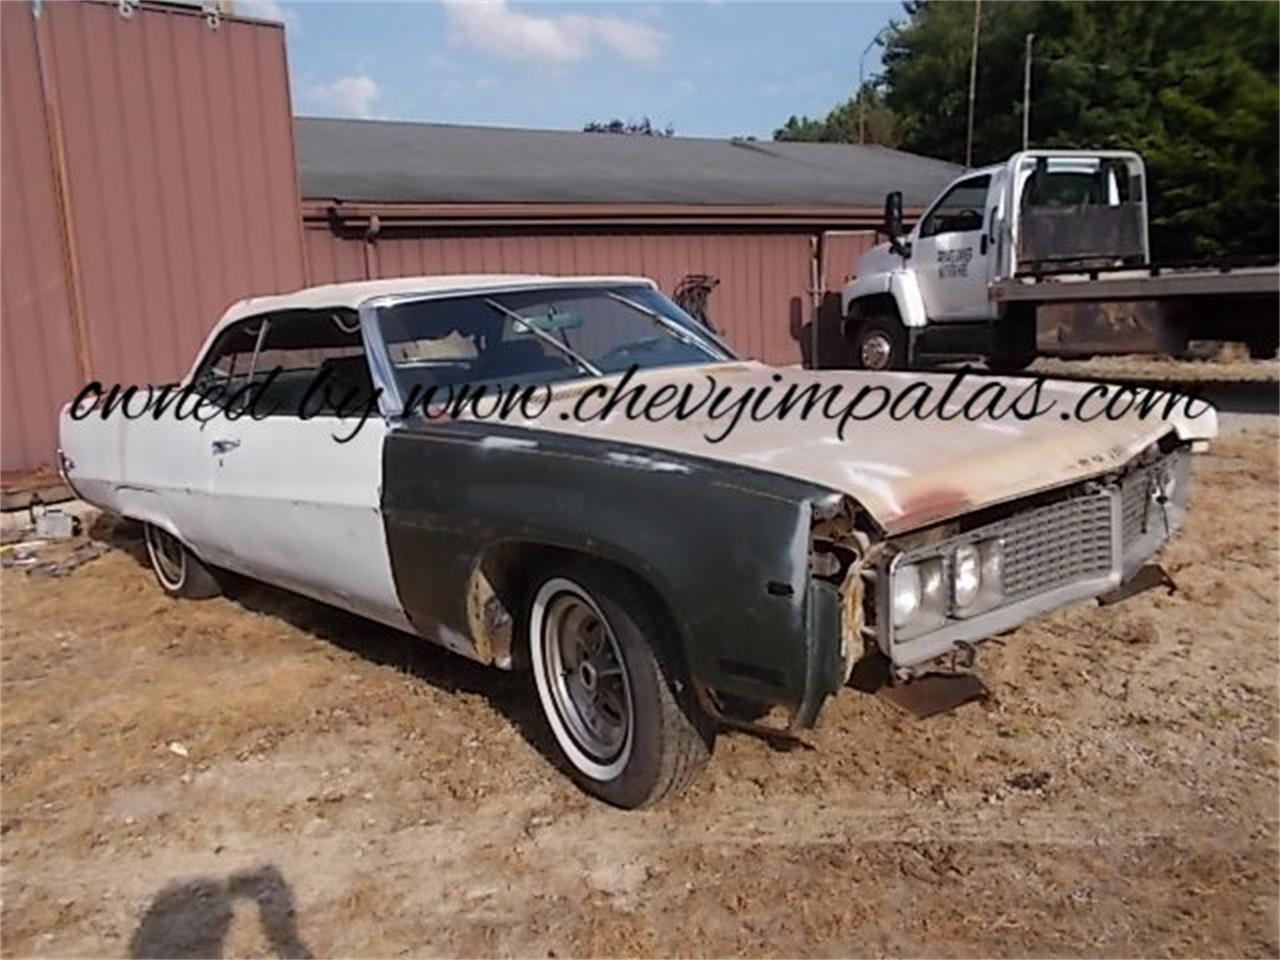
(991, 262), (1280, 303)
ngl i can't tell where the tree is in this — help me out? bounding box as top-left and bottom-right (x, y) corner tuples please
(781, 1), (1278, 258)
(583, 117), (675, 137)
(773, 86), (900, 146)
(875, 0), (1279, 258)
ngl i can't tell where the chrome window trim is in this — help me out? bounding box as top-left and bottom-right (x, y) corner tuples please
(357, 299), (405, 420)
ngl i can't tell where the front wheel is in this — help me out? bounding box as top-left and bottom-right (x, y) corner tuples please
(528, 562), (712, 808)
(849, 315), (909, 370)
(143, 523), (222, 599)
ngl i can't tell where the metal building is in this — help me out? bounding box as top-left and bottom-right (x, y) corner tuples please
(295, 118), (958, 366)
(0, 0), (958, 480)
(2, 0), (303, 479)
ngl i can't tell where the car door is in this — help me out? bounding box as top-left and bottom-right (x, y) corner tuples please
(911, 173), (996, 321)
(196, 309), (412, 633)
(83, 318), (264, 557)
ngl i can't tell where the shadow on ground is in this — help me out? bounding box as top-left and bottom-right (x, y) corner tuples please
(130, 865), (311, 959)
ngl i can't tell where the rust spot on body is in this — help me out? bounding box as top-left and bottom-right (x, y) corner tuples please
(465, 566), (515, 668)
(891, 489), (975, 533)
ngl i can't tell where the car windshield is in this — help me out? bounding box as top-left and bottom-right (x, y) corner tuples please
(376, 284), (733, 395)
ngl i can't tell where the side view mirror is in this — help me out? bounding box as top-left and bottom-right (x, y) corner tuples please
(883, 190), (911, 258)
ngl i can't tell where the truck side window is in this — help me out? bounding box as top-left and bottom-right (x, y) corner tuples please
(920, 175), (991, 238)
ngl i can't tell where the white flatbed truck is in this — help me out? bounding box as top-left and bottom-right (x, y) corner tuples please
(834, 150), (1279, 370)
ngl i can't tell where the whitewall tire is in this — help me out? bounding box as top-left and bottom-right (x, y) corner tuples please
(143, 523), (222, 599)
(527, 561), (712, 808)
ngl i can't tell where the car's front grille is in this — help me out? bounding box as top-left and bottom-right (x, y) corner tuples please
(985, 491), (1115, 600)
(896, 488), (1116, 607)
(883, 445), (1192, 663)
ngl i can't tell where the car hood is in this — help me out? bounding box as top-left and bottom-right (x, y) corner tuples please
(491, 361), (1218, 534)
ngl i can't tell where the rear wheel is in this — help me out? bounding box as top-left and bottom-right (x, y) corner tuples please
(849, 314), (908, 370)
(143, 523), (222, 599)
(988, 347), (1036, 372)
(527, 561), (712, 808)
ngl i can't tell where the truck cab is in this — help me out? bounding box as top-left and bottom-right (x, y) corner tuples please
(840, 150), (1149, 369)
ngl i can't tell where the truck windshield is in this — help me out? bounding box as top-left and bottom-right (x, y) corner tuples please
(376, 284), (733, 395)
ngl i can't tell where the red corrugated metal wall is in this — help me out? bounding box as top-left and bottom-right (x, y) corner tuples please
(821, 231), (879, 290)
(305, 228), (827, 365)
(1, 1), (81, 476)
(1, 0), (305, 474)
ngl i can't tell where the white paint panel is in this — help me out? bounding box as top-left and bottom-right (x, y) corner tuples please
(59, 397), (211, 540)
(195, 414), (410, 632)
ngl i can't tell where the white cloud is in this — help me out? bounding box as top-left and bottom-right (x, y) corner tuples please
(442, 0), (666, 70)
(305, 74), (382, 119)
(235, 0), (300, 30)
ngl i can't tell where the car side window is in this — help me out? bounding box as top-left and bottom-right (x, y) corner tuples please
(192, 319), (267, 399)
(253, 310), (371, 417)
(192, 310), (372, 416)
(919, 175), (991, 238)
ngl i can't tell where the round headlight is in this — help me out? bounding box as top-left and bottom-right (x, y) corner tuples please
(892, 563), (922, 628)
(953, 543), (982, 609)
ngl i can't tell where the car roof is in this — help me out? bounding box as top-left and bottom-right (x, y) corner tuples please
(217, 274), (657, 326)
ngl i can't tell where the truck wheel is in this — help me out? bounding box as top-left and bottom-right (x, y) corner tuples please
(528, 561), (712, 808)
(143, 523), (222, 599)
(988, 348), (1036, 373)
(850, 315), (908, 370)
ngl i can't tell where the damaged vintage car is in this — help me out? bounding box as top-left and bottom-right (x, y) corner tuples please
(58, 276), (1216, 808)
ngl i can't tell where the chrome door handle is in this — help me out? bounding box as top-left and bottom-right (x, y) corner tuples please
(211, 439), (241, 455)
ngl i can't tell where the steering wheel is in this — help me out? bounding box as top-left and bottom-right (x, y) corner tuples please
(597, 337), (664, 368)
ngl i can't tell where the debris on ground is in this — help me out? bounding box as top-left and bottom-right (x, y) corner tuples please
(21, 542), (107, 579)
(34, 510), (80, 541)
(1006, 770), (1052, 792)
(0, 542), (48, 569)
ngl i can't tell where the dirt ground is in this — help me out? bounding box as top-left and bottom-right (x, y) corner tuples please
(2, 367), (1278, 957)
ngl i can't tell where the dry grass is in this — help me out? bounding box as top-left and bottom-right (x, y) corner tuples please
(2, 427), (1277, 957)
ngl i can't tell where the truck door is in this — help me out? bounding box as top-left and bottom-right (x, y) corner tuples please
(912, 173), (996, 320)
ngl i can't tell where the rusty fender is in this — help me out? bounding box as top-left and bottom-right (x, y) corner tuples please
(380, 419), (877, 720)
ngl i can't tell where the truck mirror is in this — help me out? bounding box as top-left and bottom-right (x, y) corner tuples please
(884, 191), (904, 238)
(884, 191), (910, 257)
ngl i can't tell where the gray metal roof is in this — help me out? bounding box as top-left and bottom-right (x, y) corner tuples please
(295, 117), (961, 208)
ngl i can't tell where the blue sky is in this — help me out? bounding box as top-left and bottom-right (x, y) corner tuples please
(237, 0), (901, 139)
